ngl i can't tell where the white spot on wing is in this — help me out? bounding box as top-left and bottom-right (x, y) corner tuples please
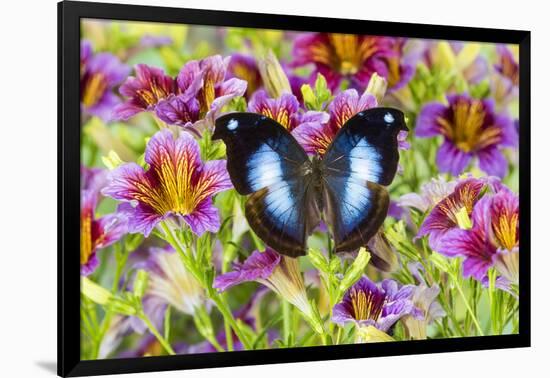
(384, 112), (395, 124)
(227, 118), (239, 130)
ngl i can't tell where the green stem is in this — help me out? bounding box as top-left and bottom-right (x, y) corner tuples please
(282, 300), (291, 344)
(335, 327), (343, 345)
(139, 311), (176, 355)
(91, 243), (128, 359)
(209, 294), (253, 350)
(453, 277), (484, 336)
(224, 320), (234, 352)
(160, 222), (253, 350)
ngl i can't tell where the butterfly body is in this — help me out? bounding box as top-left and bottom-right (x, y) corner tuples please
(213, 108), (407, 257)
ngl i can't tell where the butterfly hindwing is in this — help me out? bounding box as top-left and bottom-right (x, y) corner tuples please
(321, 108), (407, 252)
(214, 113), (318, 257)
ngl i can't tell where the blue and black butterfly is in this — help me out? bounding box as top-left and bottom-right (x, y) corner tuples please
(213, 108), (407, 258)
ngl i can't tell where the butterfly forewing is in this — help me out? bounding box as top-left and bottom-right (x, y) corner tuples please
(321, 108), (407, 252)
(213, 113), (318, 257)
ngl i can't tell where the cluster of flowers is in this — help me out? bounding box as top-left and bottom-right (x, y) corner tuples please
(79, 26), (520, 359)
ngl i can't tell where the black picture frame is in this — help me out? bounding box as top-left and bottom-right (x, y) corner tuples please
(58, 1), (531, 376)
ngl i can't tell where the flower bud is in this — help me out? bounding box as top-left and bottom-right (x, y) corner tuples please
(81, 276), (112, 305)
(258, 50), (291, 98)
(365, 72), (388, 103)
(108, 297), (138, 316)
(308, 248), (329, 273)
(356, 325), (394, 343)
(133, 269), (149, 299)
(339, 248), (371, 296)
(102, 150), (124, 170)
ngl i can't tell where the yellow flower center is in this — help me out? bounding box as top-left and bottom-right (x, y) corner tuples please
(233, 63), (260, 97)
(438, 183), (478, 225)
(437, 99), (501, 153)
(131, 150), (216, 217)
(136, 79), (172, 107)
(350, 288), (384, 321)
(199, 80), (216, 115)
(80, 212), (93, 265)
(258, 107), (293, 130)
(82, 73), (108, 107)
(385, 56), (401, 88)
(493, 212), (518, 251)
(310, 34), (378, 76)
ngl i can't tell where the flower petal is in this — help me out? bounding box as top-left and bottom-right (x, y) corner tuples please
(416, 102), (447, 137)
(436, 140), (472, 175)
(182, 198), (221, 235)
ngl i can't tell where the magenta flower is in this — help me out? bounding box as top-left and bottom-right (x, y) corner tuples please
(80, 40), (129, 122)
(439, 186), (519, 282)
(291, 33), (412, 92)
(247, 90), (328, 134)
(155, 55), (247, 128)
(416, 94), (517, 177)
(114, 64), (177, 120)
(292, 89), (377, 156)
(490, 188), (520, 283)
(102, 129), (232, 236)
(398, 176), (457, 213)
(80, 167), (128, 276)
(332, 277), (419, 332)
(227, 54), (262, 98)
(417, 177), (487, 251)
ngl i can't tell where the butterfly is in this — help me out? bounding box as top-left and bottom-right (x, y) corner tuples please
(212, 107), (407, 258)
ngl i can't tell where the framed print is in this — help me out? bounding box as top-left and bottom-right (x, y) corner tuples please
(58, 1), (530, 376)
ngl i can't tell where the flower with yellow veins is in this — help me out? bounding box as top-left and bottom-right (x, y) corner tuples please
(102, 129), (232, 236)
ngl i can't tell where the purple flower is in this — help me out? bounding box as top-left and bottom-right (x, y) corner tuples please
(416, 94), (517, 177)
(291, 33), (411, 92)
(80, 167), (128, 276)
(437, 195), (497, 280)
(439, 185), (519, 282)
(292, 89), (377, 156)
(214, 248), (312, 319)
(248, 90), (300, 130)
(80, 40), (129, 122)
(332, 277), (418, 332)
(81, 165), (107, 193)
(227, 54), (262, 98)
(492, 45), (519, 108)
(155, 55), (247, 129)
(398, 176), (457, 213)
(417, 177), (487, 251)
(114, 64), (177, 120)
(102, 129), (232, 236)
(489, 188), (519, 283)
(247, 90), (328, 134)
